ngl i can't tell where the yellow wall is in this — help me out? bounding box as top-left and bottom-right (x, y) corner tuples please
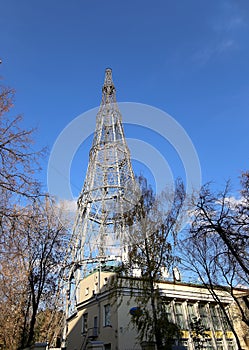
(67, 272), (248, 350)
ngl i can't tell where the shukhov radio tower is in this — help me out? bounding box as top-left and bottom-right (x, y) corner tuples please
(66, 68), (138, 316)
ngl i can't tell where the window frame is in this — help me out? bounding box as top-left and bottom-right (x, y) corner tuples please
(209, 304), (221, 331)
(174, 302), (186, 329)
(82, 312), (88, 334)
(165, 302), (173, 323)
(104, 303), (111, 327)
(198, 303), (209, 328)
(187, 303), (196, 326)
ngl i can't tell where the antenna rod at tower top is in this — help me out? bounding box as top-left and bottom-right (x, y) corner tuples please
(102, 67), (115, 96)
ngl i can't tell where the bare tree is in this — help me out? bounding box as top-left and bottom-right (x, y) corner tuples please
(0, 86), (44, 205)
(0, 198), (70, 349)
(181, 229), (245, 349)
(0, 247), (28, 349)
(189, 178), (249, 280)
(181, 173), (249, 349)
(116, 177), (185, 350)
(0, 85), (46, 259)
(0, 85), (70, 349)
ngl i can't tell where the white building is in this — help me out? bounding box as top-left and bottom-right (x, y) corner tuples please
(66, 267), (248, 350)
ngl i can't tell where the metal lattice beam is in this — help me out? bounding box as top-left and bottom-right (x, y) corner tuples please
(65, 68), (138, 319)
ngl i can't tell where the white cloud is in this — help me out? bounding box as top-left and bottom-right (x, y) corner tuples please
(192, 39), (236, 66)
(212, 15), (246, 33)
(223, 196), (247, 208)
(192, 5), (245, 66)
(218, 39), (236, 53)
(53, 199), (77, 228)
(58, 199), (77, 213)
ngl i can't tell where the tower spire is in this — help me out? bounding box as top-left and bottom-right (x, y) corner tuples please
(66, 68), (138, 316)
(102, 68), (115, 98)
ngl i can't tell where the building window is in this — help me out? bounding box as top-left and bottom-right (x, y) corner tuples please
(209, 305), (221, 330)
(227, 339), (235, 350)
(85, 287), (89, 296)
(165, 302), (173, 323)
(187, 303), (196, 326)
(198, 303), (209, 328)
(216, 339), (224, 350)
(104, 304), (111, 326)
(179, 339), (189, 348)
(82, 313), (88, 334)
(218, 307), (231, 331)
(174, 303), (186, 329)
(205, 339), (215, 350)
(93, 316), (98, 337)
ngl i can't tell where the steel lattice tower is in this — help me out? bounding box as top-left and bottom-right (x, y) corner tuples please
(65, 68), (138, 317)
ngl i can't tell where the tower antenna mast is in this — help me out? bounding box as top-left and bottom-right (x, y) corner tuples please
(64, 68), (138, 319)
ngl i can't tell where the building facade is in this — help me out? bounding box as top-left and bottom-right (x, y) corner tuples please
(66, 268), (248, 350)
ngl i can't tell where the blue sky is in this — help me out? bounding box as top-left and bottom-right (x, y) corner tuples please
(1, 0), (249, 199)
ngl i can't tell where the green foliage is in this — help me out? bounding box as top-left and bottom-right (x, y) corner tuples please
(189, 317), (210, 350)
(115, 176), (185, 350)
(131, 295), (180, 349)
